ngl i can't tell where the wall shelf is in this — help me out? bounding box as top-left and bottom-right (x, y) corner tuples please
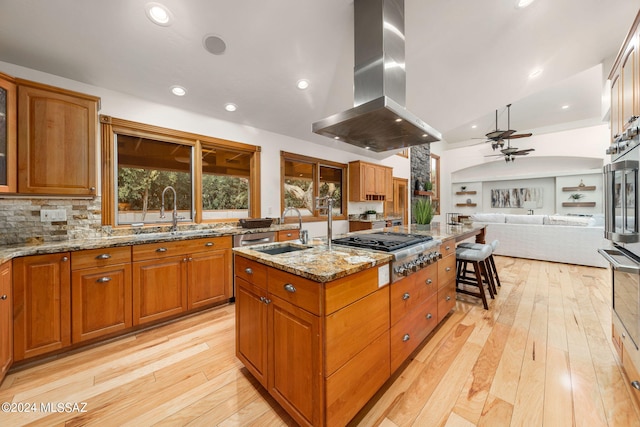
(562, 186), (596, 191)
(455, 191), (477, 195)
(562, 202), (596, 207)
(455, 203), (477, 207)
(414, 190), (433, 197)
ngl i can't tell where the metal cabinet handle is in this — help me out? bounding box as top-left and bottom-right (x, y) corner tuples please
(426, 278), (432, 285)
(402, 334), (410, 342)
(156, 247), (168, 253)
(62, 256), (69, 262)
(426, 313), (432, 319)
(96, 277), (112, 283)
(96, 253), (111, 260)
(446, 295), (451, 301)
(188, 257), (193, 262)
(402, 292), (410, 300)
(632, 381), (640, 390)
(284, 283), (296, 293)
(286, 233), (292, 237)
(244, 267), (253, 275)
(90, 186), (96, 192)
(445, 267), (451, 272)
(205, 242), (214, 247)
(260, 296), (266, 302)
(0, 295), (7, 300)
(445, 246), (450, 250)
(264, 298), (271, 305)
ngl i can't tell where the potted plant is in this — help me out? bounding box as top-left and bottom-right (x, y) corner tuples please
(364, 209), (377, 220)
(569, 193), (585, 201)
(413, 198), (434, 226)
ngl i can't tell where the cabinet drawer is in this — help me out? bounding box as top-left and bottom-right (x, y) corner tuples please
(132, 240), (191, 261)
(184, 236), (232, 253)
(235, 256), (267, 289)
(390, 264), (437, 326)
(438, 254), (456, 287)
(390, 293), (438, 372)
(622, 344), (640, 407)
(277, 230), (299, 241)
(268, 268), (321, 315)
(437, 280), (456, 323)
(440, 238), (455, 258)
(71, 246), (132, 270)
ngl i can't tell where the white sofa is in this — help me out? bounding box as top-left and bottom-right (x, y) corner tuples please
(468, 213), (610, 268)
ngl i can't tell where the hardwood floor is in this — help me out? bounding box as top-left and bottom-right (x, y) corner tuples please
(1, 256), (638, 426)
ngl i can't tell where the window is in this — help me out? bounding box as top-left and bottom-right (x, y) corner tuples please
(101, 116), (260, 226)
(281, 151), (347, 221)
(430, 153), (440, 215)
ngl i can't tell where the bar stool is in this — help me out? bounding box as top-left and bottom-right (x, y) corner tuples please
(455, 245), (493, 310)
(458, 240), (501, 291)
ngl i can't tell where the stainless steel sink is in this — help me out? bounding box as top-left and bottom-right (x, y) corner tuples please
(254, 244), (310, 256)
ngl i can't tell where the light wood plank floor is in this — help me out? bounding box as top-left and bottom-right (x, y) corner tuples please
(1, 256), (639, 426)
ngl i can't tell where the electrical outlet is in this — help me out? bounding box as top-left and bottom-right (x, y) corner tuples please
(40, 209), (67, 222)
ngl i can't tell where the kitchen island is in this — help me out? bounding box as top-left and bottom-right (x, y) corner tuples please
(233, 223), (485, 427)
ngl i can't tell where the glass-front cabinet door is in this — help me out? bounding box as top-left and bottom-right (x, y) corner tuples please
(0, 73), (16, 193)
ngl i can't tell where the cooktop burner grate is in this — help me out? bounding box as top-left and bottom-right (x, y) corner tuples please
(332, 231), (433, 252)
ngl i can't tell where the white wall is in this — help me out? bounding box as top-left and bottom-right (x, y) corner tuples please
(0, 61), (410, 238)
(437, 124), (609, 216)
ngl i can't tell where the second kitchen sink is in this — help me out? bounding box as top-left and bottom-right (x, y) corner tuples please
(254, 244), (310, 256)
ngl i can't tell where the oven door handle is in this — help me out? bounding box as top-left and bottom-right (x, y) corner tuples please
(598, 248), (640, 273)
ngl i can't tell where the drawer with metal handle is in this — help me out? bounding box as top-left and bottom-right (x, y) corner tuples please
(71, 246), (132, 270)
(267, 268), (320, 315)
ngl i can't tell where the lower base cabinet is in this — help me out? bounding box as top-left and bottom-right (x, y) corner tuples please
(0, 261), (12, 383)
(13, 253), (71, 361)
(613, 316), (640, 406)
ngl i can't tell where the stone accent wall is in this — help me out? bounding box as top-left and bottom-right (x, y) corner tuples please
(410, 144), (431, 222)
(0, 197), (103, 245)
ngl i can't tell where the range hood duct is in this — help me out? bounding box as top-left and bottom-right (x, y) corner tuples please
(312, 0), (441, 152)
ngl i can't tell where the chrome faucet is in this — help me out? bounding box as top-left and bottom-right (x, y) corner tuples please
(281, 207), (308, 244)
(160, 185), (179, 233)
(315, 196), (334, 251)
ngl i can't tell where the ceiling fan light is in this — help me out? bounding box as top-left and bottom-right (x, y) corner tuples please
(528, 68), (543, 79)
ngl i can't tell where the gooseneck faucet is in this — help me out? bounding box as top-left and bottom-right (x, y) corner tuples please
(281, 207), (308, 244)
(160, 185), (179, 233)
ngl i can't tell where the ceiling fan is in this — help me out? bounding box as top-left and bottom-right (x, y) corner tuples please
(485, 144), (535, 162)
(477, 104), (533, 150)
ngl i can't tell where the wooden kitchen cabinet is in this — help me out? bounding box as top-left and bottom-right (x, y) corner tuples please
(277, 229), (299, 242)
(132, 236), (232, 324)
(0, 261), (12, 383)
(70, 247), (132, 343)
(0, 72), (16, 193)
(236, 276), (269, 386)
(17, 80), (99, 195)
(348, 160), (393, 201)
(13, 253), (71, 361)
(437, 238), (457, 322)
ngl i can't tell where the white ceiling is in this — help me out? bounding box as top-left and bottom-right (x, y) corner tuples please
(0, 0), (637, 154)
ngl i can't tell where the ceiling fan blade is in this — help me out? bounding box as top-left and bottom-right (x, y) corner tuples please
(512, 149), (534, 155)
(485, 130), (505, 139)
(484, 154), (505, 157)
(504, 133), (533, 140)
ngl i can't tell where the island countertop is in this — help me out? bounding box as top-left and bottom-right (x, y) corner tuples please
(232, 223), (486, 283)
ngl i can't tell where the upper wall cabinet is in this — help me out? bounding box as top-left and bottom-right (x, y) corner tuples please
(610, 14), (640, 143)
(17, 80), (99, 196)
(348, 160), (393, 202)
(0, 73), (16, 193)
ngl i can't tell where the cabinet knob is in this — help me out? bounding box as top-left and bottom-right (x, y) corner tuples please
(0, 295), (7, 300)
(445, 267), (451, 272)
(445, 246), (450, 250)
(156, 247), (168, 253)
(425, 278), (432, 285)
(402, 334), (410, 342)
(284, 283), (296, 293)
(96, 253), (111, 260)
(96, 277), (112, 283)
(426, 313), (432, 319)
(402, 292), (410, 300)
(188, 257), (193, 262)
(264, 298), (271, 305)
(90, 186), (96, 192)
(244, 267), (253, 275)
(446, 295), (451, 301)
(62, 256), (69, 262)
(632, 381), (640, 391)
(183, 258), (188, 262)
(205, 242), (214, 247)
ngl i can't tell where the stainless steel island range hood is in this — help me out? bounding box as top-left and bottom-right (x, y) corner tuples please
(312, 0), (441, 152)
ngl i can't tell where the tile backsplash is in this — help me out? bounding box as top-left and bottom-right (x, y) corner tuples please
(0, 197), (103, 245)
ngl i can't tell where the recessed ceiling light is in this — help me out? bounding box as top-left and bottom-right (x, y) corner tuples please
(471, 125), (477, 129)
(516, 0), (536, 8)
(395, 118), (402, 122)
(296, 79), (310, 90)
(171, 86), (186, 96)
(145, 2), (173, 26)
(528, 68), (543, 79)
(561, 104), (570, 109)
(333, 136), (340, 140)
(224, 103), (237, 112)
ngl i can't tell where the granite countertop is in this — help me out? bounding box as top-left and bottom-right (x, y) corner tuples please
(0, 224), (299, 265)
(233, 241), (393, 283)
(232, 223), (485, 283)
(349, 216), (402, 223)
